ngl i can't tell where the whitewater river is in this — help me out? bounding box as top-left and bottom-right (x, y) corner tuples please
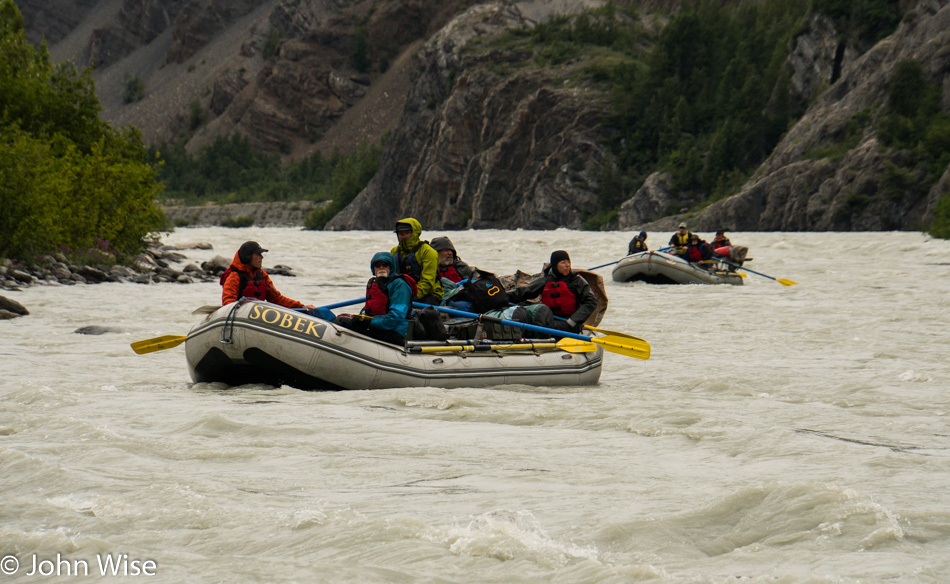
(1, 228), (948, 583)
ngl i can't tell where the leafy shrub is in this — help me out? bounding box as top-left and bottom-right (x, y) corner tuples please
(188, 99), (206, 130)
(123, 75), (145, 103)
(0, 0), (163, 261)
(351, 26), (370, 73)
(263, 26), (281, 60)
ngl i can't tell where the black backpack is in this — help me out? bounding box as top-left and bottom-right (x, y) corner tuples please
(461, 269), (509, 313)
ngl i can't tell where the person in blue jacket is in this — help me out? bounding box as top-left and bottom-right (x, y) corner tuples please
(334, 252), (412, 345)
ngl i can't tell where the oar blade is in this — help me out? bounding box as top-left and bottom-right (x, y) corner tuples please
(592, 335), (651, 360)
(554, 338), (598, 353)
(583, 325), (648, 343)
(130, 335), (187, 355)
(777, 278), (798, 286)
(191, 305), (221, 315)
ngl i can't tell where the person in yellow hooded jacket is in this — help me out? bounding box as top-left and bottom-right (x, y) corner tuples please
(391, 218), (443, 305)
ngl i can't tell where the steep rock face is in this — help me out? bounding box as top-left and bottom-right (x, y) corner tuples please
(327, 3), (609, 230)
(618, 172), (672, 229)
(695, 0), (950, 231)
(218, 0), (471, 152)
(165, 0), (262, 64)
(17, 0), (99, 46)
(785, 12), (859, 105)
(88, 0), (185, 67)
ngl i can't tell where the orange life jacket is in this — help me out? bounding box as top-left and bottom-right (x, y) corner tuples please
(220, 268), (267, 300)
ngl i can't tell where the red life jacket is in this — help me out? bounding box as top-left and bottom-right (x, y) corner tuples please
(363, 275), (418, 316)
(687, 246), (704, 262)
(438, 264), (463, 283)
(220, 267), (268, 300)
(541, 280), (577, 318)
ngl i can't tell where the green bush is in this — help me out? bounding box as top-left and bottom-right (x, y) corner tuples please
(188, 99), (206, 130)
(351, 26), (370, 73)
(263, 26), (281, 60)
(0, 0), (164, 261)
(123, 75), (145, 103)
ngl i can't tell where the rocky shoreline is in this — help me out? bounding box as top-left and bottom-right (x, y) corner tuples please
(0, 241), (299, 320)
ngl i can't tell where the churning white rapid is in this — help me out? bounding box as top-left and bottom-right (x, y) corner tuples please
(1, 228), (948, 583)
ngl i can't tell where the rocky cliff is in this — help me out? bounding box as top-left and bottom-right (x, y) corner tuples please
(27, 0), (470, 157)
(327, 2), (610, 230)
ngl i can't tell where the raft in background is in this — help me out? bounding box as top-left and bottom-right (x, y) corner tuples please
(185, 301), (604, 391)
(612, 251), (744, 285)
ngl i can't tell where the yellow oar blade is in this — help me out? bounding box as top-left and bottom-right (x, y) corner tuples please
(554, 338), (598, 353)
(130, 335), (187, 355)
(592, 334), (650, 360)
(777, 278), (798, 286)
(584, 325), (635, 339)
(583, 325), (649, 344)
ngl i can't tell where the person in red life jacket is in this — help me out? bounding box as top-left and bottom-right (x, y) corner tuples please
(685, 234), (714, 266)
(431, 236), (473, 283)
(220, 241), (315, 309)
(333, 252), (413, 345)
(391, 218), (443, 305)
(668, 222), (694, 256)
(628, 231), (648, 255)
(507, 250), (598, 334)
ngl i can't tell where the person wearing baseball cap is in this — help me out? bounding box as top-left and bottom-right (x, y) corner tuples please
(391, 218), (443, 304)
(668, 222), (694, 257)
(220, 241), (314, 309)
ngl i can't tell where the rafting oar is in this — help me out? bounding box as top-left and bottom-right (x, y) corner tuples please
(130, 335), (187, 354)
(588, 259), (622, 270)
(414, 303), (649, 360)
(568, 321), (649, 344)
(316, 297), (366, 310)
(715, 259), (797, 286)
(409, 338), (596, 354)
(191, 297), (367, 316)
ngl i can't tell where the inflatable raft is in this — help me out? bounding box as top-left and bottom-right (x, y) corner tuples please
(185, 301), (604, 390)
(612, 251), (744, 285)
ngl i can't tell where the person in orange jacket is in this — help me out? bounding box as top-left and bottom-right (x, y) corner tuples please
(220, 241), (314, 309)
